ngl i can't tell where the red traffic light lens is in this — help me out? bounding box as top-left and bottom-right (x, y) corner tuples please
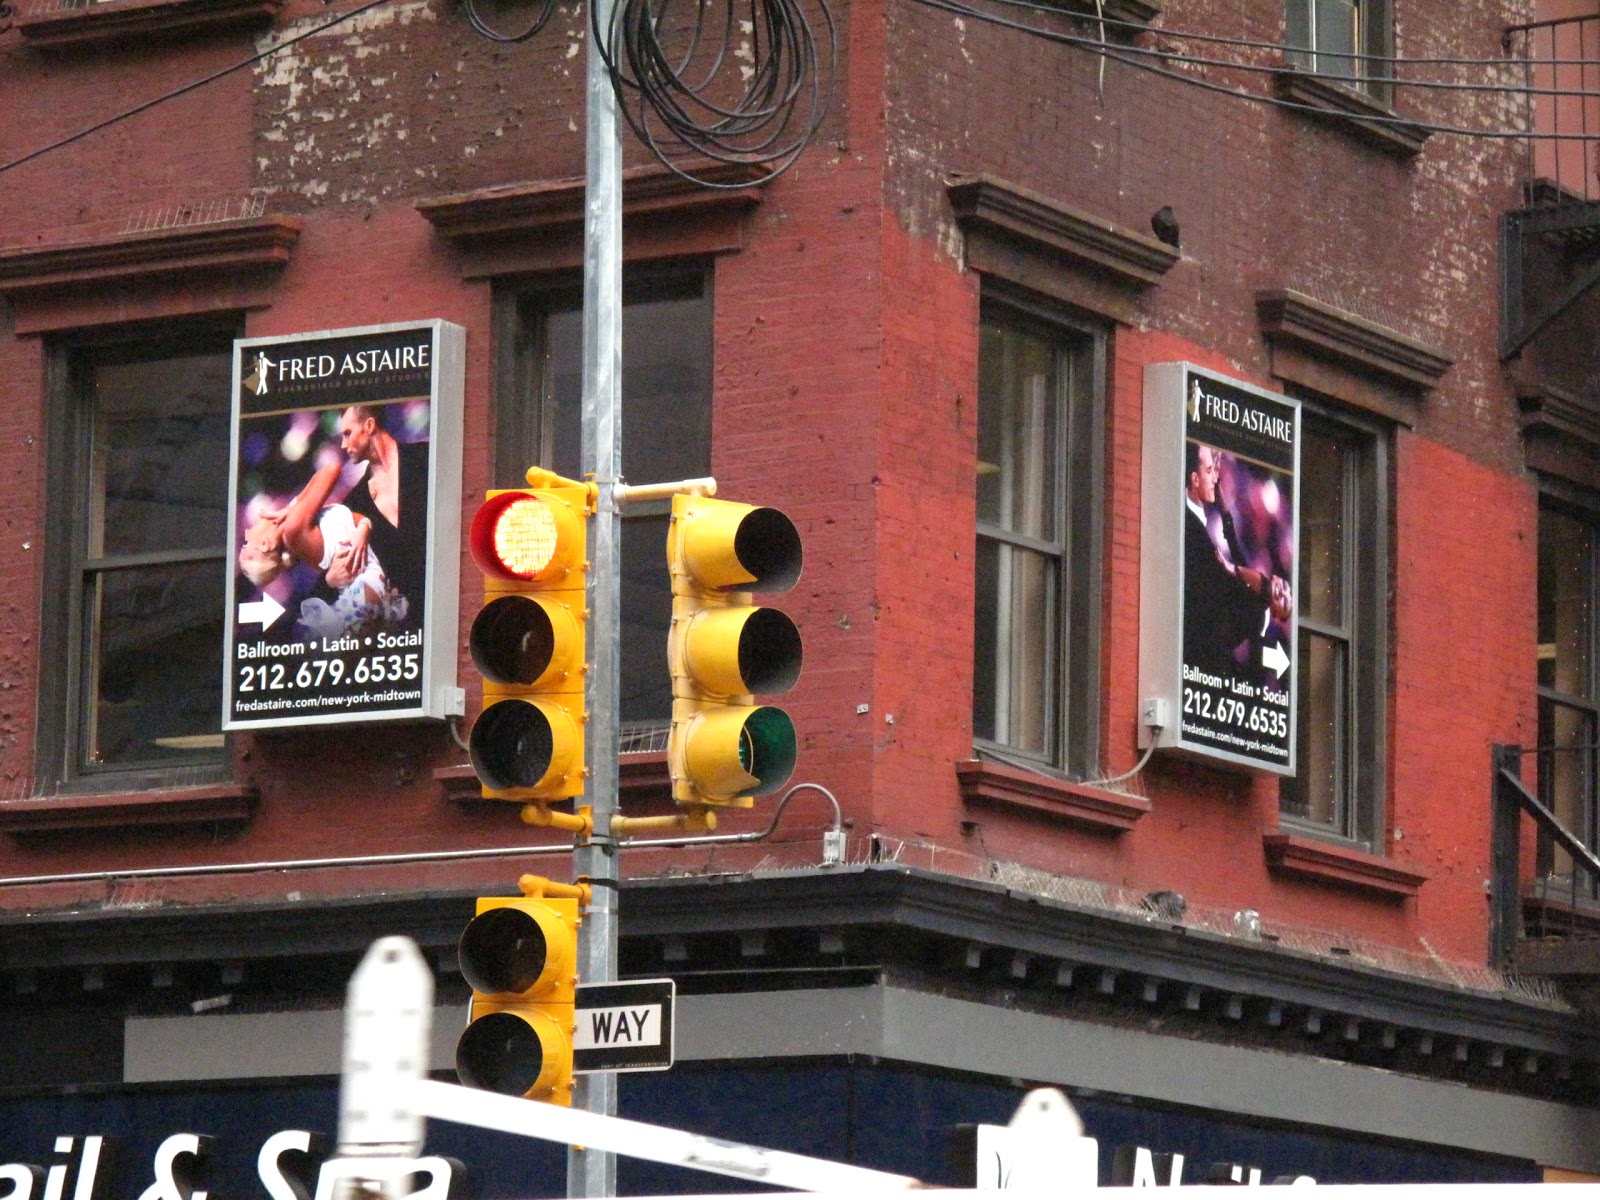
(470, 492), (572, 581)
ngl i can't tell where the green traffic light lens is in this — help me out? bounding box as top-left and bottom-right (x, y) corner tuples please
(458, 907), (550, 994)
(457, 1011), (545, 1097)
(470, 700), (554, 791)
(738, 706), (797, 797)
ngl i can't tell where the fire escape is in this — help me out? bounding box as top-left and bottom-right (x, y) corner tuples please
(1494, 13), (1600, 991)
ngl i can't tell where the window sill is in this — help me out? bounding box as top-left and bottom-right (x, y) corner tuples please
(1262, 830), (1427, 900)
(1042, 0), (1159, 29)
(957, 758), (1149, 834)
(17, 0), (285, 49)
(436, 753), (673, 807)
(1273, 71), (1430, 158)
(0, 783), (257, 834)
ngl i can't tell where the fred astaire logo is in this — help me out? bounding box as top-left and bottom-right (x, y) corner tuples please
(242, 341), (432, 397)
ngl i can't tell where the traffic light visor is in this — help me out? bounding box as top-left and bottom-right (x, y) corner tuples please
(675, 498), (802, 593)
(470, 491), (582, 583)
(457, 1009), (570, 1098)
(469, 698), (578, 792)
(683, 606), (802, 697)
(683, 704), (797, 800)
(470, 595), (580, 688)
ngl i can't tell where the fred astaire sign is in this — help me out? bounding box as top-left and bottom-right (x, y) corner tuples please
(222, 321), (464, 730)
(1139, 363), (1299, 774)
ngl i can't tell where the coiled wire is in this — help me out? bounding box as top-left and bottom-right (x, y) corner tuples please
(594, 0), (837, 185)
(462, 0), (555, 43)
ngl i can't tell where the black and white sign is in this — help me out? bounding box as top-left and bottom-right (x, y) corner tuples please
(573, 979), (675, 1073)
(1139, 363), (1299, 774)
(222, 321), (464, 730)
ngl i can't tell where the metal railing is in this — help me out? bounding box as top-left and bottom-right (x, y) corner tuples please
(1489, 743), (1600, 967)
(1504, 13), (1600, 207)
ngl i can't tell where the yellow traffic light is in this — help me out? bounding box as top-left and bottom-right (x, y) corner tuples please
(467, 471), (592, 804)
(666, 495), (804, 807)
(455, 890), (580, 1104)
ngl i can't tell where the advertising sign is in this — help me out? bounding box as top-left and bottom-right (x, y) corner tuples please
(222, 321), (464, 730)
(1138, 363), (1299, 774)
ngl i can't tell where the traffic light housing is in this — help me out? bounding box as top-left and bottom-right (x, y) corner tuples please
(467, 472), (592, 803)
(456, 893), (579, 1105)
(666, 494), (804, 807)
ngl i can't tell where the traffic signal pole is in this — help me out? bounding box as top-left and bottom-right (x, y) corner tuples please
(572, 0), (623, 1188)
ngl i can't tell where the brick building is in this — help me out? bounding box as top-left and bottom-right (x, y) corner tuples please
(1, 0), (1599, 1190)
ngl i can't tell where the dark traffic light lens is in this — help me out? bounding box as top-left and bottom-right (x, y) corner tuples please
(457, 1011), (545, 1096)
(733, 508), (802, 592)
(471, 596), (556, 685)
(736, 608), (802, 694)
(458, 906), (550, 994)
(470, 700), (554, 790)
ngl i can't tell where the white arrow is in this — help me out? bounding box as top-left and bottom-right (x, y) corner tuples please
(238, 594), (286, 631)
(1262, 640), (1290, 679)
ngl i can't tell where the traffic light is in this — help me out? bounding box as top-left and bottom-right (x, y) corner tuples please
(467, 471), (592, 804)
(666, 494), (804, 807)
(456, 892), (579, 1105)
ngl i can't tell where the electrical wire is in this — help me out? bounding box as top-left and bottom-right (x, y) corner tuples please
(970, 0), (1600, 100)
(906, 0), (1600, 142)
(0, 0), (392, 178)
(591, 0), (838, 186)
(461, 0), (554, 42)
(1004, 3), (1600, 71)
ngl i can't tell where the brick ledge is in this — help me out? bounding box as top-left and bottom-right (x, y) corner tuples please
(957, 758), (1149, 833)
(0, 784), (257, 833)
(1263, 830), (1427, 900)
(17, 0), (284, 48)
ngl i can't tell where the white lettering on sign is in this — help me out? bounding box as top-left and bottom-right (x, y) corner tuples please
(573, 1005), (661, 1050)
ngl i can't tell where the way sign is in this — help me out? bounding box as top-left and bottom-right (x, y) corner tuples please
(573, 979), (674, 1074)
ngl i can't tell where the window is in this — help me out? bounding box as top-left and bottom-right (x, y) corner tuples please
(39, 329), (234, 788)
(1536, 502), (1600, 879)
(1286, 0), (1392, 99)
(496, 267), (712, 734)
(1279, 410), (1387, 846)
(972, 295), (1103, 776)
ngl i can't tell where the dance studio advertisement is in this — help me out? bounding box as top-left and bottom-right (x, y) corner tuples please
(222, 320), (464, 730)
(1138, 363), (1300, 775)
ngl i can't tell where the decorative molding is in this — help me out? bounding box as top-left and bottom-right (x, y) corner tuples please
(1256, 287), (1452, 401)
(1263, 830), (1428, 900)
(1274, 71), (1430, 158)
(416, 162), (769, 278)
(0, 216), (302, 304)
(0, 784), (257, 834)
(957, 758), (1149, 834)
(947, 175), (1180, 296)
(436, 753), (672, 806)
(17, 0), (284, 47)
(1519, 383), (1600, 491)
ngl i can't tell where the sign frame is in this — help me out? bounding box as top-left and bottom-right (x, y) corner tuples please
(573, 978), (676, 1074)
(221, 319), (464, 731)
(1138, 362), (1300, 775)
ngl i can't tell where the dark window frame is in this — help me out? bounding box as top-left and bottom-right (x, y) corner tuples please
(1278, 400), (1389, 849)
(1534, 486), (1600, 878)
(973, 285), (1106, 780)
(492, 262), (714, 735)
(37, 319), (238, 793)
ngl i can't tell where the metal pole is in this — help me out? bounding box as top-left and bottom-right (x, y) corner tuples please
(571, 0), (622, 1191)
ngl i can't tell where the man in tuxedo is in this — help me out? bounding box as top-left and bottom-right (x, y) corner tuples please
(1183, 441), (1291, 678)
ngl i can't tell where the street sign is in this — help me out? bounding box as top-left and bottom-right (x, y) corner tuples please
(573, 979), (674, 1073)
